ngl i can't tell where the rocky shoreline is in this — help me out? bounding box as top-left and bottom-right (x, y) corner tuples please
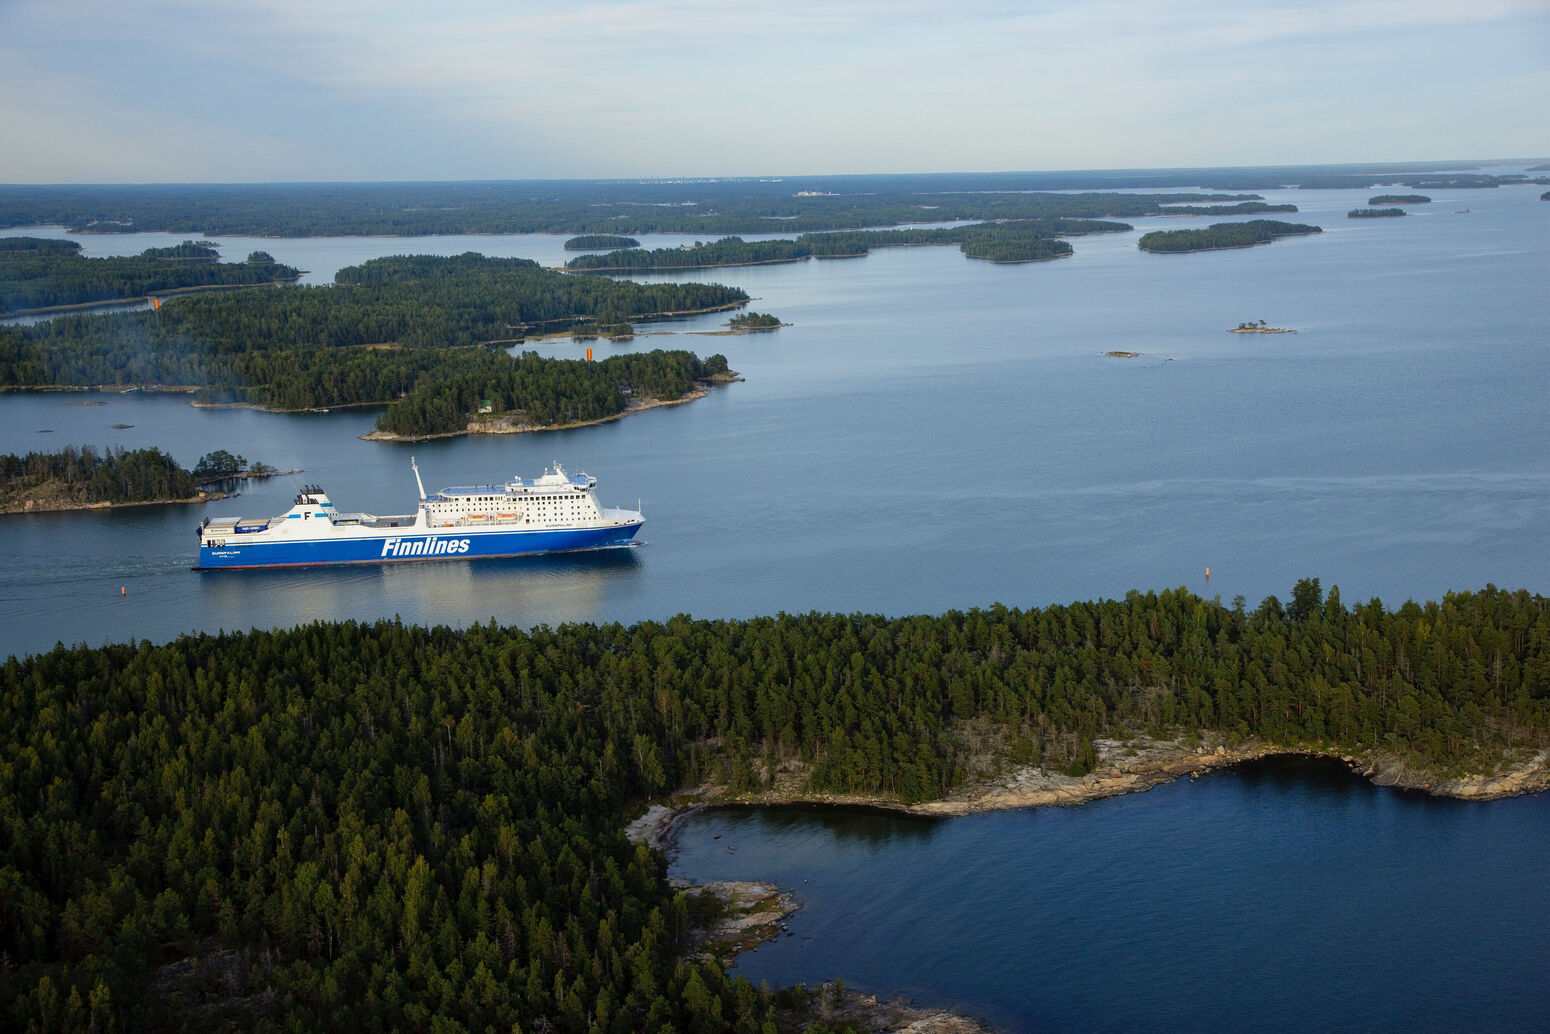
(628, 737), (1549, 1032)
(632, 739), (1550, 853)
(626, 827), (992, 1034)
(1, 490), (226, 515)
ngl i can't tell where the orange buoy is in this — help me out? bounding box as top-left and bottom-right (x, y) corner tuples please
(1204, 567), (1211, 581)
(120, 586), (126, 596)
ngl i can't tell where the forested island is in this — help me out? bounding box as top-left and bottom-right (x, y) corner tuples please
(563, 235), (639, 251)
(729, 312), (782, 331)
(565, 221), (1117, 273)
(566, 234), (863, 271)
(1137, 220), (1322, 253)
(1368, 194), (1429, 205)
(1348, 208), (1406, 218)
(0, 253), (744, 438)
(1, 583), (1546, 1031)
(0, 446), (274, 512)
(188, 449), (280, 482)
(0, 237), (302, 315)
(365, 349), (731, 440)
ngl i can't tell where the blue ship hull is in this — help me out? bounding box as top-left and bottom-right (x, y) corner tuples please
(196, 522), (641, 570)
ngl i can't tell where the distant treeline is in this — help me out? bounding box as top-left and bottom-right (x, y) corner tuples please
(1138, 220), (1323, 253)
(1205, 172), (1549, 190)
(563, 235), (639, 250)
(0, 181), (1287, 237)
(565, 221), (1121, 272)
(0, 254), (746, 434)
(1348, 208), (1407, 219)
(0, 237), (301, 314)
(1368, 195), (1430, 205)
(0, 445), (197, 508)
(1159, 202), (1298, 216)
(1, 584), (1546, 1030)
(567, 234), (862, 271)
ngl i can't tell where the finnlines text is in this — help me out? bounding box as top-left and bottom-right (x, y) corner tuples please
(381, 537), (473, 558)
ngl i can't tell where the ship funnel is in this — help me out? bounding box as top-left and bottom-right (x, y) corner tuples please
(411, 456), (426, 501)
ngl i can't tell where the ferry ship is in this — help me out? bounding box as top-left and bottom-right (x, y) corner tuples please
(195, 459), (643, 570)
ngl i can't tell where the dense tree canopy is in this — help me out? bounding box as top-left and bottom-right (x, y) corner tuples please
(0, 445), (199, 508)
(0, 181), (1286, 237)
(1, 585), (1546, 1031)
(0, 254), (746, 434)
(563, 236), (640, 251)
(0, 238), (301, 314)
(191, 451), (247, 479)
(729, 313), (781, 329)
(1137, 220), (1322, 253)
(372, 349), (725, 438)
(564, 222), (1111, 272)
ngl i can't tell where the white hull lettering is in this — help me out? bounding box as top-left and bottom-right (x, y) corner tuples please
(380, 537), (472, 558)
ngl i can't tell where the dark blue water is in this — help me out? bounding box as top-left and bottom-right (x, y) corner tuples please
(671, 758), (1550, 1033)
(1, 179), (1546, 658)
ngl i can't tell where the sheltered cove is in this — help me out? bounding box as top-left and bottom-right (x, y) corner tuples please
(629, 738), (1549, 1030)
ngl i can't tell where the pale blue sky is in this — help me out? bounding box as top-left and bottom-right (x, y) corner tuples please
(2, 0), (1545, 183)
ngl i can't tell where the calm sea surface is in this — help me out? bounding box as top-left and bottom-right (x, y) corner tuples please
(2, 180), (1544, 658)
(2, 178), (1548, 1026)
(671, 758), (1550, 1034)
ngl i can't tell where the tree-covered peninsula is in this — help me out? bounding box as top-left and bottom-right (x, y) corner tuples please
(0, 447), (280, 513)
(1348, 208), (1406, 218)
(0, 253), (747, 436)
(1368, 194), (1430, 205)
(1, 584), (1546, 1031)
(0, 445), (203, 512)
(563, 235), (640, 250)
(0, 237), (302, 315)
(1137, 220), (1322, 253)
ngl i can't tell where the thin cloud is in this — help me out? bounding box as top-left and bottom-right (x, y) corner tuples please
(1, 0), (1544, 180)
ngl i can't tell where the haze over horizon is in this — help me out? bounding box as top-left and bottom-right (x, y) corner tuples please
(2, 0), (1547, 184)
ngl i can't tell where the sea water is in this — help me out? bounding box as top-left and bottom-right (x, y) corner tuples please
(1, 180), (1544, 658)
(670, 758), (1550, 1033)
